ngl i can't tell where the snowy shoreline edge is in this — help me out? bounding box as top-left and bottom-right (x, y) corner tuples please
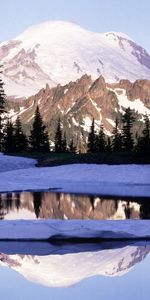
(0, 219), (150, 240)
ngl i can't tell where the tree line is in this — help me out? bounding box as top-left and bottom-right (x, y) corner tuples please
(1, 107), (76, 153)
(87, 110), (150, 153)
(0, 72), (150, 154)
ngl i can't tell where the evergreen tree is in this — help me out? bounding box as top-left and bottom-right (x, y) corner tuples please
(29, 106), (50, 152)
(122, 107), (134, 151)
(62, 132), (67, 152)
(3, 119), (14, 153)
(69, 138), (76, 153)
(33, 192), (42, 219)
(138, 114), (150, 152)
(105, 137), (112, 152)
(96, 124), (106, 152)
(112, 118), (122, 151)
(0, 70), (6, 151)
(14, 116), (28, 152)
(54, 118), (63, 152)
(87, 118), (96, 153)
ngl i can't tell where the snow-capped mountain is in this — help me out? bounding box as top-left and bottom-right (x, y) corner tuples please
(0, 244), (149, 287)
(1, 20), (150, 98)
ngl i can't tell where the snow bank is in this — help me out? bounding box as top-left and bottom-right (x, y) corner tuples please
(0, 219), (150, 240)
(0, 161), (150, 197)
(0, 154), (36, 173)
(0, 154), (150, 197)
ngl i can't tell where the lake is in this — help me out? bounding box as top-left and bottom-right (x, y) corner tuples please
(0, 191), (150, 299)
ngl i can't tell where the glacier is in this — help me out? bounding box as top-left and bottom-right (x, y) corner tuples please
(1, 20), (150, 98)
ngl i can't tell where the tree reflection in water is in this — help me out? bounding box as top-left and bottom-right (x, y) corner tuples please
(0, 192), (149, 220)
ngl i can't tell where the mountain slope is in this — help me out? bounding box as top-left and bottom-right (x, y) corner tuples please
(1, 20), (150, 98)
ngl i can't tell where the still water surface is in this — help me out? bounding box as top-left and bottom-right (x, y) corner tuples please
(0, 191), (150, 220)
(0, 240), (149, 300)
(0, 191), (150, 299)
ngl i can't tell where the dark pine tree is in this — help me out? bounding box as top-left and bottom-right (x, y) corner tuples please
(96, 123), (106, 152)
(122, 107), (134, 152)
(0, 71), (6, 151)
(105, 137), (112, 152)
(29, 106), (50, 152)
(14, 116), (28, 152)
(69, 138), (76, 153)
(87, 118), (96, 153)
(54, 118), (63, 152)
(138, 114), (150, 152)
(33, 192), (42, 219)
(62, 132), (68, 153)
(3, 119), (15, 153)
(112, 117), (122, 151)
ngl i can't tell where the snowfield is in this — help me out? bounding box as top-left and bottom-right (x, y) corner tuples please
(0, 153), (36, 173)
(0, 154), (150, 197)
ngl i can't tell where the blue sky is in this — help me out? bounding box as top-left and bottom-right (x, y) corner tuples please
(1, 0), (150, 51)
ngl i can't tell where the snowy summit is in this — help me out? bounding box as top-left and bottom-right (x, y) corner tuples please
(1, 20), (150, 97)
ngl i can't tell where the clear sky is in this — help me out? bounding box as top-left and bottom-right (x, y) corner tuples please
(1, 0), (150, 51)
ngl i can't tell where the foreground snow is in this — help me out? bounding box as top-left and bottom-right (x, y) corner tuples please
(0, 219), (150, 240)
(0, 153), (36, 173)
(0, 154), (150, 197)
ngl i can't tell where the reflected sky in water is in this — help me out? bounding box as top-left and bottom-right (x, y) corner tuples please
(0, 241), (149, 300)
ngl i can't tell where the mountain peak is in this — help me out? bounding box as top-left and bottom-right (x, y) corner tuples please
(1, 20), (150, 98)
(16, 20), (86, 42)
(104, 31), (134, 41)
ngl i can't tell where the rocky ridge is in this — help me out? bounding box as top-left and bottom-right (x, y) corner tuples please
(7, 75), (150, 143)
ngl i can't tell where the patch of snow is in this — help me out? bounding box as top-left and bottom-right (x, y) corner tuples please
(82, 116), (92, 131)
(65, 102), (75, 114)
(4, 209), (37, 220)
(107, 118), (116, 127)
(72, 117), (79, 126)
(8, 109), (16, 118)
(64, 88), (68, 94)
(38, 97), (42, 105)
(8, 102), (34, 123)
(114, 88), (150, 115)
(27, 115), (34, 122)
(90, 97), (102, 121)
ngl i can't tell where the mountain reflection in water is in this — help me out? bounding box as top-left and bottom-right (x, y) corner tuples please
(0, 240), (149, 287)
(0, 191), (150, 220)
